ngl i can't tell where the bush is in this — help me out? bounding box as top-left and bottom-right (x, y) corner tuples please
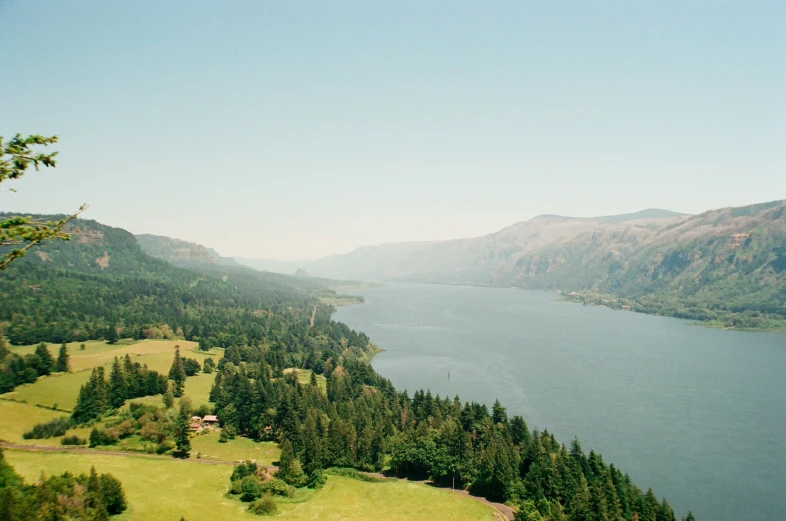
(156, 439), (175, 454)
(89, 427), (119, 447)
(129, 402), (158, 420)
(183, 357), (201, 376)
(260, 478), (295, 498)
(22, 417), (70, 439)
(239, 475), (262, 502)
(324, 467), (384, 482)
(61, 435), (87, 446)
(231, 461), (258, 481)
(99, 473), (128, 515)
(307, 469), (326, 489)
(248, 495), (278, 516)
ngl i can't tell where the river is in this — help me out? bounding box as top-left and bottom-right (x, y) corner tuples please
(334, 283), (786, 521)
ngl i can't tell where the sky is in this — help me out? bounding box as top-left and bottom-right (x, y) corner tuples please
(1, 1), (784, 260)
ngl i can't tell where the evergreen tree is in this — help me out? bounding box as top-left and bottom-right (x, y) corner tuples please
(99, 473), (128, 515)
(172, 396), (192, 459)
(106, 323), (118, 345)
(277, 439), (307, 486)
(168, 347), (187, 397)
(108, 357), (127, 409)
(492, 399), (508, 425)
(34, 342), (54, 376)
(55, 343), (70, 372)
(163, 387), (175, 409)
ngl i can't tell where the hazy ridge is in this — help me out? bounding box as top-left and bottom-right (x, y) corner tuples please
(238, 200), (786, 328)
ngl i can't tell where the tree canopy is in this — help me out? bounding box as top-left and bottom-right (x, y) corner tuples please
(0, 133), (86, 269)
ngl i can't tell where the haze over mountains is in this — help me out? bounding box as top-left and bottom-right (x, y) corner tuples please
(233, 200), (786, 328)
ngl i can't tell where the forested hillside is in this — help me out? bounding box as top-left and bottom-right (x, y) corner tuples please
(0, 214), (695, 520)
(0, 216), (341, 346)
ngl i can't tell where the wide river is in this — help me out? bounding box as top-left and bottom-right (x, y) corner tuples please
(334, 283), (785, 521)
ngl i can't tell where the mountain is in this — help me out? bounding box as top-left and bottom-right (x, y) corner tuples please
(246, 201), (786, 328)
(0, 215), (347, 345)
(268, 209), (688, 283)
(235, 257), (307, 275)
(136, 233), (238, 267)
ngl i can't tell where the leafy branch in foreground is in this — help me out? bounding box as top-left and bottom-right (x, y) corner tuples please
(0, 133), (87, 270)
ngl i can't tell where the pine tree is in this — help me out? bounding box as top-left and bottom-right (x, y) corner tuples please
(108, 357), (127, 409)
(168, 347), (187, 397)
(99, 473), (127, 515)
(54, 343), (70, 372)
(310, 371), (317, 386)
(163, 387), (175, 409)
(492, 399), (508, 425)
(34, 343), (54, 376)
(106, 323), (118, 345)
(172, 396), (192, 459)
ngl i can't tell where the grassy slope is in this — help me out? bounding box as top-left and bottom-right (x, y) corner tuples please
(6, 451), (497, 521)
(2, 340), (219, 410)
(190, 431), (280, 465)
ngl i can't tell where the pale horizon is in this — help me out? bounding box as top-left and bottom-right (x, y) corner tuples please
(2, 2), (784, 260)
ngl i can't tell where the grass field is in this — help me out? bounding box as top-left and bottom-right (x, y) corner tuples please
(282, 368), (327, 394)
(3, 338), (500, 520)
(0, 400), (64, 443)
(5, 450), (498, 521)
(2, 340), (220, 411)
(190, 431), (280, 465)
(0, 400), (92, 446)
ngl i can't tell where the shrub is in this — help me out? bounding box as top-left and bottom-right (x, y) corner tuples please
(99, 473), (128, 515)
(61, 435), (87, 446)
(156, 439), (175, 454)
(259, 478), (295, 498)
(307, 469), (326, 489)
(89, 427), (119, 447)
(248, 495), (278, 516)
(231, 461), (258, 482)
(183, 357), (201, 376)
(325, 467), (385, 482)
(22, 417), (70, 439)
(129, 402), (158, 420)
(239, 475), (262, 502)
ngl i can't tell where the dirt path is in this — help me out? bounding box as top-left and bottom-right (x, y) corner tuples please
(309, 304), (317, 327)
(2, 442), (514, 519)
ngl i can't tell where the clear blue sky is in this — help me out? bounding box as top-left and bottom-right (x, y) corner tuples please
(2, 1), (784, 259)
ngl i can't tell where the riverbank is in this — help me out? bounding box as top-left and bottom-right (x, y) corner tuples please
(559, 291), (786, 332)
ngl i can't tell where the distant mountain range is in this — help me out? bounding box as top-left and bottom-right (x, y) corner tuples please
(236, 200), (786, 329)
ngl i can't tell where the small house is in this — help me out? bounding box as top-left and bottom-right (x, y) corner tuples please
(189, 422), (201, 432)
(203, 414), (219, 426)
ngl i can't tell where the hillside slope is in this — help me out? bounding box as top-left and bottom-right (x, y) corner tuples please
(136, 233), (238, 267)
(272, 201), (786, 328)
(0, 216), (346, 345)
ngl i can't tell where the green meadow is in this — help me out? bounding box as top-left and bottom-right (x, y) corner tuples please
(2, 340), (219, 410)
(6, 450), (498, 521)
(3, 339), (500, 520)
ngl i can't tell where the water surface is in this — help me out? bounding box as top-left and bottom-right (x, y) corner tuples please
(334, 283), (786, 521)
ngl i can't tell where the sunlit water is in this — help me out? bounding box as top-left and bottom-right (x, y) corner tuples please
(334, 283), (786, 521)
